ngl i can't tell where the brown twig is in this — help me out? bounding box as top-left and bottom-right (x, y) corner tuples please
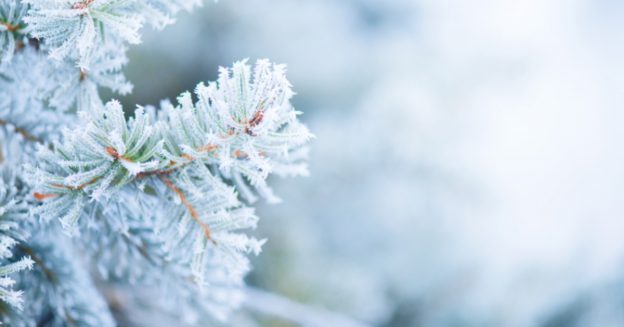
(51, 177), (99, 191)
(16, 244), (57, 284)
(105, 146), (135, 162)
(160, 175), (216, 245)
(0, 21), (20, 32)
(33, 192), (58, 201)
(79, 68), (88, 81)
(0, 119), (42, 143)
(244, 110), (264, 136)
(197, 144), (218, 153)
(72, 0), (94, 10)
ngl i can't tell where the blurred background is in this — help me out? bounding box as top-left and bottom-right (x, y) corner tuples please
(119, 0), (624, 326)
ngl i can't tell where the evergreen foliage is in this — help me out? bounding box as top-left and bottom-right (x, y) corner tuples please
(0, 0), (312, 324)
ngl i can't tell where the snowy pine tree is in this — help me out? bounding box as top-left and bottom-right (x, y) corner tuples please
(0, 0), (313, 325)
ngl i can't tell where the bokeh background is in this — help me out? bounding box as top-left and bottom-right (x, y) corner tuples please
(119, 0), (624, 326)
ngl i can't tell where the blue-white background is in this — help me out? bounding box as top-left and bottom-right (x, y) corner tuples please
(121, 1), (624, 325)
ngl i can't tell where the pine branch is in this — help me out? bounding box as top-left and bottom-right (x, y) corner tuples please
(0, 0), (28, 63)
(159, 174), (216, 244)
(23, 59), (310, 321)
(0, 128), (34, 312)
(0, 1), (314, 324)
(23, 0), (143, 68)
(28, 59), (311, 232)
(11, 232), (115, 326)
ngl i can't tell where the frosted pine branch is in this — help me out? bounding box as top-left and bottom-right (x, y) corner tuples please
(0, 0), (315, 324)
(24, 59), (311, 321)
(0, 0), (28, 63)
(0, 128), (34, 311)
(23, 0), (142, 67)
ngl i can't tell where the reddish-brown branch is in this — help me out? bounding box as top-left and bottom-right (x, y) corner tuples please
(0, 21), (19, 32)
(136, 163), (179, 179)
(248, 110), (264, 127)
(34, 192), (58, 201)
(233, 149), (247, 159)
(160, 175), (216, 245)
(79, 68), (88, 81)
(72, 0), (94, 10)
(106, 146), (133, 162)
(181, 153), (195, 161)
(197, 144), (218, 153)
(0, 119), (42, 143)
(244, 110), (265, 136)
(51, 177), (99, 191)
